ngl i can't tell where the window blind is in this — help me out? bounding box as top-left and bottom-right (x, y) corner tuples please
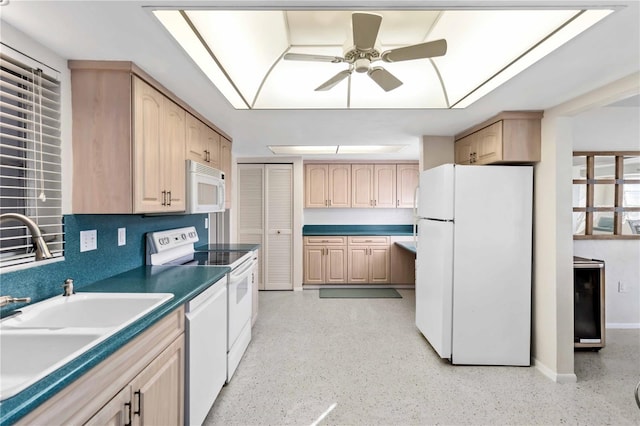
(0, 47), (64, 268)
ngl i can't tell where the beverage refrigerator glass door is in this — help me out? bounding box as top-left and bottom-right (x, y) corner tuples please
(186, 160), (226, 213)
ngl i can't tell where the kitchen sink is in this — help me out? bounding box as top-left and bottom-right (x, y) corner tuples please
(2, 293), (173, 329)
(0, 292), (174, 400)
(0, 330), (104, 400)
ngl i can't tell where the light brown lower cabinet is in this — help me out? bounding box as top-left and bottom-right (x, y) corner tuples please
(303, 236), (348, 284)
(17, 308), (185, 426)
(347, 236), (390, 284)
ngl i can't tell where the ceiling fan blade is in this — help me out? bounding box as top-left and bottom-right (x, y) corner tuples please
(381, 39), (447, 63)
(315, 70), (352, 91)
(352, 12), (382, 51)
(283, 53), (344, 63)
(367, 67), (403, 92)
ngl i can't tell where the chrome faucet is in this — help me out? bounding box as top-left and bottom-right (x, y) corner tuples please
(0, 213), (53, 261)
(62, 278), (75, 296)
(0, 295), (32, 308)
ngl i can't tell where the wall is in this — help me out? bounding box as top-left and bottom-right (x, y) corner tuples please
(531, 72), (639, 383)
(572, 105), (640, 328)
(0, 24), (211, 314)
(1, 214), (208, 315)
(420, 135), (455, 170)
(304, 208), (413, 225)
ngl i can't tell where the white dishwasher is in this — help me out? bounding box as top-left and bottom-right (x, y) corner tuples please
(185, 278), (227, 426)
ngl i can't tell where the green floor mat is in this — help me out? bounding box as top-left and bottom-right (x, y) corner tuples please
(319, 288), (402, 298)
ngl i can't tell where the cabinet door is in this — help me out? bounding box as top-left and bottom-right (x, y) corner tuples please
(305, 164), (328, 208)
(237, 165), (265, 289)
(326, 246), (348, 283)
(348, 246), (369, 283)
(328, 164), (351, 208)
(396, 164), (419, 208)
(374, 165), (396, 208)
(476, 121), (502, 164)
(186, 113), (206, 164)
(163, 98), (186, 212)
(351, 164), (373, 208)
(304, 246), (325, 284)
(133, 77), (164, 213)
(204, 126), (220, 168)
(369, 246), (390, 283)
(265, 164), (293, 290)
(130, 337), (184, 426)
(220, 137), (232, 208)
(455, 136), (473, 165)
(85, 386), (132, 426)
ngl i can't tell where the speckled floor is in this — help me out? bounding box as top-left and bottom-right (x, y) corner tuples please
(204, 289), (640, 425)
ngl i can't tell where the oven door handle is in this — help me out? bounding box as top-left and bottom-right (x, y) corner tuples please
(230, 260), (255, 282)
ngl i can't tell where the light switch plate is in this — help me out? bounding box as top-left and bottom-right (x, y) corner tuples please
(80, 230), (97, 252)
(118, 228), (126, 246)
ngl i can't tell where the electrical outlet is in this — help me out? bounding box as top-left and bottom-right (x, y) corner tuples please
(118, 228), (126, 246)
(205, 218), (209, 229)
(80, 230), (97, 252)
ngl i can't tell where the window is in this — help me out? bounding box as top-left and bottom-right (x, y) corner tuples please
(572, 151), (640, 239)
(0, 47), (64, 268)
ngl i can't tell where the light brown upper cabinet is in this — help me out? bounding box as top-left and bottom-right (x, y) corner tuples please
(304, 164), (351, 208)
(305, 162), (417, 209)
(69, 60), (232, 214)
(133, 78), (186, 213)
(352, 164), (396, 208)
(186, 113), (220, 168)
(396, 164), (419, 208)
(454, 111), (543, 165)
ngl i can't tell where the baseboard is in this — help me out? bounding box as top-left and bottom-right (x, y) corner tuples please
(532, 357), (577, 383)
(606, 323), (640, 329)
(303, 284), (415, 290)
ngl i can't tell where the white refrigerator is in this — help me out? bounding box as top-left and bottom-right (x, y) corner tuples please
(415, 164), (533, 366)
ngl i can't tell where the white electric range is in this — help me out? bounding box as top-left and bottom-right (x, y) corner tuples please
(146, 227), (255, 425)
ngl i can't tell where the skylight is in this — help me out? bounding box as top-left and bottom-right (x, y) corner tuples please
(154, 8), (613, 110)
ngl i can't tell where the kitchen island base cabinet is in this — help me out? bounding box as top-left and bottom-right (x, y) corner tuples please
(16, 308), (185, 426)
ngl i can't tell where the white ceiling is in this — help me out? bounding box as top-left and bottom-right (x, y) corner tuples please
(1, 1), (639, 160)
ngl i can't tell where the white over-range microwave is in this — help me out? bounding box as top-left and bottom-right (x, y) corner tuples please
(186, 160), (226, 213)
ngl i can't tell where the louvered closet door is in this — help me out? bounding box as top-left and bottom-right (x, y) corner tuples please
(237, 164), (265, 290)
(265, 164), (293, 290)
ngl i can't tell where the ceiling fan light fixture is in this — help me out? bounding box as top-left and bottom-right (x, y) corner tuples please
(354, 58), (370, 73)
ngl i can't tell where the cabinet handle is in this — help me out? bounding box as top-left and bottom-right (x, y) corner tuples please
(329, 199), (332, 206)
(134, 390), (142, 416)
(124, 401), (132, 426)
(374, 200), (377, 207)
(167, 191), (172, 206)
(161, 190), (167, 206)
(397, 199), (399, 207)
(204, 150), (209, 162)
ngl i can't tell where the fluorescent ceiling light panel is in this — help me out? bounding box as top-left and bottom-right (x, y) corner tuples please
(337, 145), (407, 154)
(268, 145), (338, 155)
(268, 145), (407, 155)
(154, 8), (614, 110)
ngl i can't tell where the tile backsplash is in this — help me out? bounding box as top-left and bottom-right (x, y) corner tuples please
(0, 214), (208, 314)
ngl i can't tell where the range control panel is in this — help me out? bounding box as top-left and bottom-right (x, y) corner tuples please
(147, 226), (199, 254)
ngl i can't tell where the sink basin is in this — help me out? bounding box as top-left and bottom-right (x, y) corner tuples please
(0, 292), (174, 400)
(0, 330), (104, 400)
(2, 293), (173, 329)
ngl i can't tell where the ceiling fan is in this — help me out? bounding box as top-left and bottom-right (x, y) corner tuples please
(283, 12), (447, 92)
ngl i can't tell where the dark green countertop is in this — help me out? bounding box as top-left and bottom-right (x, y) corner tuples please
(395, 241), (417, 254)
(0, 265), (229, 425)
(303, 224), (413, 236)
(195, 243), (261, 252)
